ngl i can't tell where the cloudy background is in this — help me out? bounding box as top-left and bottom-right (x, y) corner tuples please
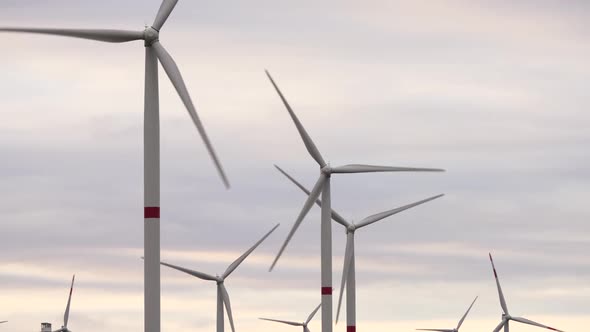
(0, 0), (589, 331)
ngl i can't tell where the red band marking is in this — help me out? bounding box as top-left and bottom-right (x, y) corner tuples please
(347, 326), (356, 332)
(145, 207), (160, 218)
(548, 328), (557, 331)
(321, 287), (332, 295)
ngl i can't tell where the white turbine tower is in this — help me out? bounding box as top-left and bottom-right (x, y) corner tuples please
(159, 224), (279, 332)
(275, 165), (443, 331)
(0, 2), (229, 332)
(53, 275), (75, 332)
(416, 296), (478, 332)
(260, 303), (321, 332)
(265, 70), (445, 332)
(489, 254), (564, 332)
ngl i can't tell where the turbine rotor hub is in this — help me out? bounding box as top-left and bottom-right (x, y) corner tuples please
(321, 165), (332, 175)
(347, 225), (356, 233)
(144, 27), (159, 46)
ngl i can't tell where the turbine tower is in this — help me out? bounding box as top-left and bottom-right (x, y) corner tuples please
(53, 275), (76, 332)
(260, 303), (321, 332)
(416, 296), (478, 332)
(265, 70), (444, 332)
(0, 2), (229, 332)
(489, 254), (564, 332)
(159, 224), (279, 332)
(275, 165), (443, 331)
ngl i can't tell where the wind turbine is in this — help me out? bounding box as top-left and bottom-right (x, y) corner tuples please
(0, 321), (6, 324)
(416, 296), (478, 332)
(275, 165), (443, 331)
(260, 303), (321, 332)
(0, 2), (230, 332)
(489, 254), (564, 332)
(159, 224), (279, 332)
(53, 275), (75, 332)
(265, 70), (445, 332)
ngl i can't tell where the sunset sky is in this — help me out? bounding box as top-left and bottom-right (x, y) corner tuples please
(0, 1), (588, 331)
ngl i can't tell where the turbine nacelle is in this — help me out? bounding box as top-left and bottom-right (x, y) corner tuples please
(143, 27), (159, 46)
(346, 224), (356, 233)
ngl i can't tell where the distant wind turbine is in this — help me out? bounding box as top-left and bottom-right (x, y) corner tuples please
(53, 275), (75, 332)
(489, 254), (564, 332)
(0, 3), (230, 331)
(159, 224), (279, 332)
(275, 165), (443, 331)
(265, 70), (445, 332)
(416, 296), (478, 332)
(260, 303), (321, 332)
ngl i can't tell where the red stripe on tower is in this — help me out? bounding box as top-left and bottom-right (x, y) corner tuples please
(321, 287), (332, 295)
(144, 207), (160, 218)
(347, 326), (356, 332)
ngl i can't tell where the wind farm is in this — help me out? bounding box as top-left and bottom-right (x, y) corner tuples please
(0, 1), (585, 332)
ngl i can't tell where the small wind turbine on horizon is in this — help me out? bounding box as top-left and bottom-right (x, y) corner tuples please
(275, 165), (444, 331)
(489, 254), (564, 332)
(158, 224), (279, 332)
(260, 303), (321, 332)
(416, 296), (478, 332)
(265, 70), (445, 332)
(0, 2), (230, 332)
(53, 275), (76, 332)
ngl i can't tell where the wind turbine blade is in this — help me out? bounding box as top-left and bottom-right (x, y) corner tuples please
(152, 41), (230, 189)
(220, 284), (236, 332)
(355, 194), (444, 229)
(270, 174), (327, 271)
(512, 317), (564, 332)
(0, 321), (7, 324)
(416, 329), (454, 332)
(265, 70), (326, 167)
(306, 303), (322, 325)
(63, 275), (75, 328)
(331, 164), (445, 173)
(0, 27), (144, 43)
(159, 261), (217, 281)
(223, 223), (280, 279)
(335, 233), (354, 324)
(275, 164), (350, 228)
(456, 296), (478, 329)
(489, 253), (509, 315)
(493, 319), (508, 332)
(152, 0), (179, 31)
(304, 327), (311, 332)
(259, 318), (303, 326)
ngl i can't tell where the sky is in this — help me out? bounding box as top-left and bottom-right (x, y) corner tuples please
(0, 0), (589, 331)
